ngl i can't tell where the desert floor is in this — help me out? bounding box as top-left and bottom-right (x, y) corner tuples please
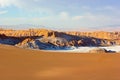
(0, 44), (120, 80)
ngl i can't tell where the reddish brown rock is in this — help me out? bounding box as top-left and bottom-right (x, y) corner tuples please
(0, 28), (120, 47)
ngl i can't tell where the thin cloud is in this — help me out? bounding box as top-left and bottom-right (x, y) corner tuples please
(0, 10), (8, 14)
(72, 16), (83, 20)
(0, 0), (120, 31)
(0, 0), (13, 7)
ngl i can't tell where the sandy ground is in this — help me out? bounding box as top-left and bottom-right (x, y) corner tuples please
(0, 44), (120, 80)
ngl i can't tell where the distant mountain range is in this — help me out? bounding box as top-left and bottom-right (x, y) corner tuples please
(0, 24), (120, 31)
(91, 25), (120, 31)
(0, 24), (48, 30)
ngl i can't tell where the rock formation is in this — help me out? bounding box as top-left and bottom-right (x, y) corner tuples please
(0, 28), (120, 50)
(89, 48), (107, 53)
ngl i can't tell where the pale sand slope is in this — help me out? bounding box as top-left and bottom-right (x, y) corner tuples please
(0, 44), (120, 80)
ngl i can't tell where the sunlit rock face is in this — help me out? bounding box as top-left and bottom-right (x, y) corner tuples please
(1, 29), (120, 40)
(66, 31), (120, 40)
(0, 28), (120, 50)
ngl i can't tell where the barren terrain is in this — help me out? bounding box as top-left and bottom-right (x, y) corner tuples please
(0, 44), (120, 80)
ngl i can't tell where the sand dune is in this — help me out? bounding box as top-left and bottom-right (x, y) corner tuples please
(0, 44), (120, 80)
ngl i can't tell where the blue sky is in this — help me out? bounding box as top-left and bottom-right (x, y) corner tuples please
(0, 0), (120, 31)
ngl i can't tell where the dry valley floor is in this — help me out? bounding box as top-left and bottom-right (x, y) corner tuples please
(0, 44), (120, 80)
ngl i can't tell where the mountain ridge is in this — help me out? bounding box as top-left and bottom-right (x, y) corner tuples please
(0, 28), (120, 50)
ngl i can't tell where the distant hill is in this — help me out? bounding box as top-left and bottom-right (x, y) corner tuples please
(0, 24), (48, 30)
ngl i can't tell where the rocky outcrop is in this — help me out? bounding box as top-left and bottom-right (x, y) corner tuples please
(1, 29), (120, 40)
(89, 48), (107, 53)
(0, 28), (120, 49)
(17, 38), (34, 47)
(66, 31), (120, 40)
(0, 29), (53, 37)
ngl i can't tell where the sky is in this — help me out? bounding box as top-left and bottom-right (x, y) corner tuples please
(0, 0), (120, 31)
